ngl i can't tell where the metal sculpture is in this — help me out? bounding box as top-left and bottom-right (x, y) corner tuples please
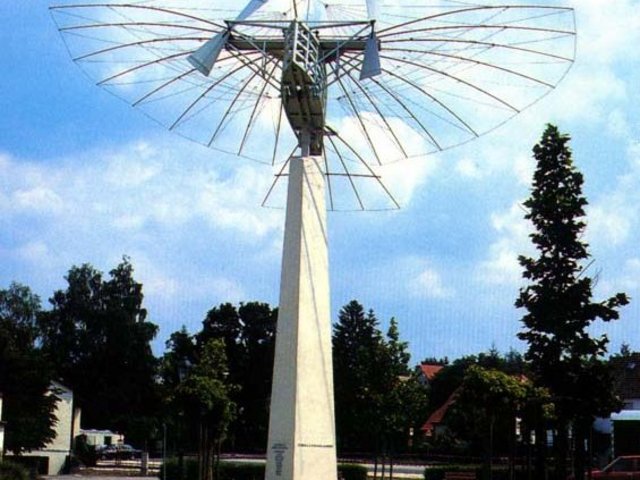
(51, 1), (575, 478)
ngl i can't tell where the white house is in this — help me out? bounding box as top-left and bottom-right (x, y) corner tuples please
(20, 382), (81, 475)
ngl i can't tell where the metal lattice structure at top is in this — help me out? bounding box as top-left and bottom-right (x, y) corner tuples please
(51, 0), (576, 210)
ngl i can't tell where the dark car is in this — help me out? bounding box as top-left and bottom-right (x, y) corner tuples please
(574, 456), (640, 479)
(97, 444), (141, 460)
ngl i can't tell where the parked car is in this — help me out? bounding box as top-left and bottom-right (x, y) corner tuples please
(570, 456), (640, 479)
(97, 444), (141, 460)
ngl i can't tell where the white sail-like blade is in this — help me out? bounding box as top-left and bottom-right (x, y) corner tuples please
(238, 0), (268, 20)
(188, 0), (269, 76)
(360, 33), (381, 80)
(366, 0), (379, 20)
(188, 31), (229, 76)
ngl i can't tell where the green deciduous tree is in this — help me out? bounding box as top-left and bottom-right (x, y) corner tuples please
(38, 258), (160, 447)
(197, 302), (276, 452)
(452, 366), (530, 479)
(176, 339), (237, 480)
(0, 283), (57, 454)
(516, 125), (629, 480)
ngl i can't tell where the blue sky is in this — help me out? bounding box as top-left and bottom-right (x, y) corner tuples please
(2, 1), (640, 362)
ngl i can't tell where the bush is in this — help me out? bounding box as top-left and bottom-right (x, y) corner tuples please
(338, 463), (367, 480)
(424, 465), (478, 480)
(160, 458), (368, 480)
(0, 461), (30, 480)
(424, 465), (536, 480)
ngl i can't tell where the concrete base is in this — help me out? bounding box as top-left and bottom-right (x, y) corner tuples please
(265, 155), (337, 480)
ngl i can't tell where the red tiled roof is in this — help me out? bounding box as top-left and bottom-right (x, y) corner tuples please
(420, 363), (444, 381)
(420, 388), (459, 435)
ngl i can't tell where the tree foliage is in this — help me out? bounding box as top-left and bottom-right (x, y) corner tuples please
(38, 258), (160, 445)
(333, 301), (427, 455)
(0, 283), (57, 454)
(196, 302), (276, 452)
(516, 125), (629, 480)
(176, 339), (237, 480)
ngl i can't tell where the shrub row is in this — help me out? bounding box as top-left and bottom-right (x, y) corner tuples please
(160, 458), (367, 480)
(424, 465), (539, 480)
(0, 461), (30, 480)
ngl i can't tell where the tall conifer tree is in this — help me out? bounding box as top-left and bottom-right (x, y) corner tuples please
(516, 125), (628, 480)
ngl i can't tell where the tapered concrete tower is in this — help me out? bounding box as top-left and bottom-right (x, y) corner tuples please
(265, 152), (336, 480)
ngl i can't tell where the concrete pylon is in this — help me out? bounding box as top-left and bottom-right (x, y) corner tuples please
(265, 155), (337, 480)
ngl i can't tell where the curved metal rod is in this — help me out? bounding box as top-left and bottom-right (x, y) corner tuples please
(133, 68), (196, 106)
(376, 5), (573, 37)
(330, 132), (401, 210)
(207, 68), (262, 146)
(341, 51), (477, 138)
(334, 51), (440, 151)
(369, 75), (442, 151)
(169, 62), (251, 130)
(323, 149), (334, 211)
(271, 101), (285, 166)
(73, 36), (209, 61)
(379, 54), (520, 112)
(261, 155), (292, 207)
(378, 23), (575, 42)
(382, 47), (555, 87)
(381, 37), (573, 62)
(343, 69), (408, 158)
(97, 50), (191, 86)
(238, 58), (281, 155)
(333, 63), (382, 165)
(225, 45), (282, 92)
(326, 135), (365, 210)
(50, 4), (225, 29)
(60, 22), (219, 34)
(132, 52), (261, 107)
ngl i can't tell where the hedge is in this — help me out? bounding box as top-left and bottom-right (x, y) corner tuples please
(0, 461), (30, 480)
(424, 465), (540, 480)
(160, 458), (367, 480)
(424, 464), (478, 480)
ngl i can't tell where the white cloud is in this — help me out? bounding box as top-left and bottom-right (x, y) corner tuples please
(411, 266), (453, 299)
(477, 202), (532, 286)
(13, 186), (64, 214)
(17, 241), (50, 264)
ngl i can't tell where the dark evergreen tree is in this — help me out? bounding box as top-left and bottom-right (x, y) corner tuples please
(160, 327), (199, 460)
(332, 300), (427, 461)
(516, 125), (628, 480)
(38, 258), (160, 447)
(0, 284), (57, 454)
(196, 301), (276, 452)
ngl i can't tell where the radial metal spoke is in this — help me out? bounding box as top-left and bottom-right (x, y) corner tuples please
(379, 54), (520, 112)
(97, 51), (192, 85)
(343, 70), (408, 158)
(238, 59), (280, 155)
(207, 69), (262, 147)
(382, 48), (555, 87)
(169, 62), (252, 130)
(60, 22), (220, 34)
(333, 63), (382, 165)
(326, 135), (365, 210)
(382, 37), (573, 62)
(376, 5), (573, 37)
(51, 4), (225, 29)
(369, 74), (442, 151)
(73, 36), (208, 61)
(330, 131), (400, 210)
